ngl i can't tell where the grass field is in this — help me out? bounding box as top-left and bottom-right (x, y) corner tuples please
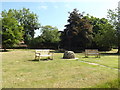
(2, 49), (119, 88)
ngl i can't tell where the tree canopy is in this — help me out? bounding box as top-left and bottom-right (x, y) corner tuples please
(107, 8), (120, 53)
(1, 10), (23, 50)
(61, 9), (93, 51)
(41, 25), (60, 44)
(2, 8), (40, 44)
(29, 25), (60, 49)
(1, 7), (119, 52)
(85, 15), (116, 50)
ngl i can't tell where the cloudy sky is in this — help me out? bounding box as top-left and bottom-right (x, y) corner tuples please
(1, 0), (119, 37)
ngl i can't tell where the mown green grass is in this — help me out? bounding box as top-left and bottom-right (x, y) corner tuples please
(76, 49), (119, 69)
(2, 49), (119, 88)
(93, 79), (119, 88)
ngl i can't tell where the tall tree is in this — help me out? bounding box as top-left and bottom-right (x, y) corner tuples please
(107, 8), (120, 53)
(16, 8), (40, 44)
(61, 9), (93, 51)
(1, 10), (23, 51)
(18, 8), (40, 44)
(85, 15), (116, 50)
(2, 8), (40, 44)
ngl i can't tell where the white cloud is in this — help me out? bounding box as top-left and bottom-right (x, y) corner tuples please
(64, 4), (71, 8)
(39, 5), (48, 10)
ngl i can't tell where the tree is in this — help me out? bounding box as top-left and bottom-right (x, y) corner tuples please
(107, 8), (120, 53)
(93, 22), (116, 50)
(41, 25), (60, 49)
(85, 15), (116, 50)
(28, 36), (44, 49)
(41, 25), (60, 43)
(1, 10), (23, 51)
(2, 8), (40, 44)
(61, 9), (93, 51)
(17, 8), (40, 44)
(29, 25), (61, 49)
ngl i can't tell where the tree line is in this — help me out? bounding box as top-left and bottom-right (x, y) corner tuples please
(1, 8), (119, 53)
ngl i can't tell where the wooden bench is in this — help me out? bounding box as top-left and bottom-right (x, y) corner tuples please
(35, 49), (54, 61)
(85, 49), (100, 58)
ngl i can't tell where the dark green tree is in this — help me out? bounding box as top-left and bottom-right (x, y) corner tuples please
(107, 8), (120, 53)
(1, 10), (23, 51)
(85, 15), (116, 50)
(28, 36), (44, 49)
(61, 9), (93, 51)
(93, 22), (116, 50)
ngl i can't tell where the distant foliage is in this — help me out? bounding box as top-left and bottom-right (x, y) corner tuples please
(29, 25), (61, 49)
(41, 25), (60, 43)
(28, 36), (44, 48)
(107, 8), (120, 53)
(85, 15), (116, 50)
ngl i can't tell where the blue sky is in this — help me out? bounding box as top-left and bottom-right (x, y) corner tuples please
(1, 0), (119, 37)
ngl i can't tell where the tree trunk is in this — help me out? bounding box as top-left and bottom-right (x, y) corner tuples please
(3, 47), (7, 52)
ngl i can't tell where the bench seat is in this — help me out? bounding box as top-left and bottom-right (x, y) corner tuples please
(35, 49), (54, 61)
(85, 49), (100, 58)
(36, 54), (51, 57)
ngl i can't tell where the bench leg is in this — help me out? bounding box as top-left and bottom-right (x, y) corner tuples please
(39, 56), (41, 61)
(48, 56), (53, 60)
(85, 54), (88, 58)
(95, 55), (97, 58)
(98, 55), (100, 58)
(35, 56), (38, 60)
(51, 55), (53, 60)
(47, 56), (50, 60)
(96, 54), (100, 58)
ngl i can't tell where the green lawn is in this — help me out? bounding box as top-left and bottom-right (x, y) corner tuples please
(2, 49), (119, 88)
(76, 49), (118, 69)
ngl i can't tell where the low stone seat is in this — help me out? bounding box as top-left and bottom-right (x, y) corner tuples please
(63, 51), (75, 59)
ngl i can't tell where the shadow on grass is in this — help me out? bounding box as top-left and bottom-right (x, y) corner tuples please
(28, 59), (53, 62)
(81, 53), (119, 58)
(101, 53), (120, 56)
(82, 57), (100, 58)
(0, 50), (10, 52)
